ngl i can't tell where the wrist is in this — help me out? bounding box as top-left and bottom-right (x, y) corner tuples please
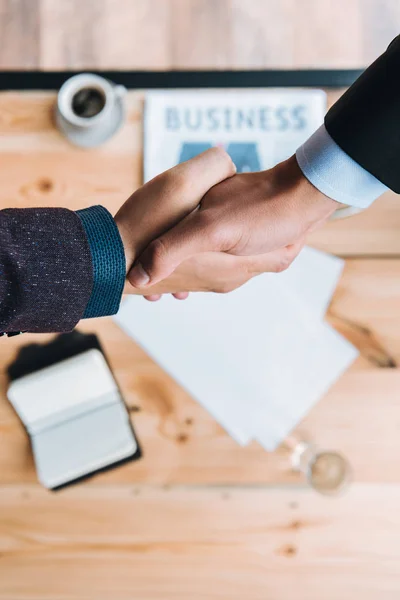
(114, 213), (134, 275)
(273, 155), (339, 229)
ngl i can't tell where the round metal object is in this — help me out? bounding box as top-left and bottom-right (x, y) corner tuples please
(307, 451), (352, 495)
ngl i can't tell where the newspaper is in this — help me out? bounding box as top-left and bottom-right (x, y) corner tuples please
(144, 89), (326, 180)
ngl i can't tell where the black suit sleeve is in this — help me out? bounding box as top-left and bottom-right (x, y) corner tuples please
(325, 35), (400, 192)
(0, 208), (93, 334)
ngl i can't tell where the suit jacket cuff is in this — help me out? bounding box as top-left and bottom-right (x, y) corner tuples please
(76, 206), (126, 319)
(296, 124), (388, 209)
(324, 35), (400, 192)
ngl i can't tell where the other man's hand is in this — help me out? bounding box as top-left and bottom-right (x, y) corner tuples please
(124, 243), (303, 300)
(114, 147), (235, 299)
(128, 155), (338, 289)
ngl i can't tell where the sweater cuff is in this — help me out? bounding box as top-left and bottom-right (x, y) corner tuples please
(76, 206), (126, 318)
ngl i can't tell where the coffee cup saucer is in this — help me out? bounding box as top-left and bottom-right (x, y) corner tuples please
(55, 94), (125, 148)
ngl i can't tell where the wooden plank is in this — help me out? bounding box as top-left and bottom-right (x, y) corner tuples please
(39, 0), (171, 70)
(0, 90), (399, 486)
(1, 483), (400, 600)
(329, 258), (400, 363)
(362, 0), (400, 62)
(38, 0), (400, 71)
(39, 0), (103, 69)
(0, 318), (304, 485)
(308, 191), (400, 256)
(0, 93), (399, 486)
(0, 0), (40, 69)
(0, 10), (399, 600)
(2, 328), (400, 485)
(293, 0), (363, 68)
(0, 0), (400, 71)
(170, 0), (232, 69)
(230, 0), (371, 69)
(230, 0), (295, 68)
(2, 258), (400, 485)
(0, 92), (141, 212)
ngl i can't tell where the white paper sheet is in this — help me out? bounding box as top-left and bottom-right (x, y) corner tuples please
(115, 248), (357, 449)
(278, 247), (344, 320)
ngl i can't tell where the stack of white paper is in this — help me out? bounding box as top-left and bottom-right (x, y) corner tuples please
(115, 247), (358, 450)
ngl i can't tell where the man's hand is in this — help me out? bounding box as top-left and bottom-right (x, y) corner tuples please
(128, 155), (339, 289)
(124, 243), (303, 300)
(114, 146), (236, 299)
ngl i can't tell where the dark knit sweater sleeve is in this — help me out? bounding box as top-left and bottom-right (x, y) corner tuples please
(0, 208), (93, 333)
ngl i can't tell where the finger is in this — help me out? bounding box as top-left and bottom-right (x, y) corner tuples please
(170, 146), (236, 203)
(128, 209), (220, 287)
(173, 292), (189, 300)
(144, 294), (162, 302)
(116, 147), (236, 267)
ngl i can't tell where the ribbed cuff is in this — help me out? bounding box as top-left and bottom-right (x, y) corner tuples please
(76, 206), (126, 319)
(296, 124), (388, 209)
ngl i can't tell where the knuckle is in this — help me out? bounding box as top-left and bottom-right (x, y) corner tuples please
(274, 263), (288, 274)
(203, 216), (237, 251)
(210, 145), (228, 159)
(210, 146), (236, 172)
(208, 223), (226, 249)
(159, 167), (190, 197)
(274, 248), (295, 273)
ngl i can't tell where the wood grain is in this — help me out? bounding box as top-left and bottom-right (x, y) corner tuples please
(0, 3), (399, 597)
(170, 0), (232, 69)
(0, 81), (400, 596)
(362, 0), (400, 62)
(2, 260), (400, 486)
(293, 0), (363, 68)
(1, 484), (400, 600)
(1, 0), (399, 70)
(0, 92), (141, 212)
(0, 0), (40, 69)
(40, 0), (171, 70)
(308, 191), (400, 256)
(230, 0), (295, 68)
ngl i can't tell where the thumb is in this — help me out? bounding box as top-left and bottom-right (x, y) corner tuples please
(128, 209), (219, 287)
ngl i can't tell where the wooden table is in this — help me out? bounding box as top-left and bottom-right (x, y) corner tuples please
(1, 90), (400, 599)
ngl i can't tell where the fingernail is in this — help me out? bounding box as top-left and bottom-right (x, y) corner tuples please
(130, 263), (150, 286)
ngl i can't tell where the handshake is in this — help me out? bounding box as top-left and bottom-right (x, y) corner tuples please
(115, 148), (338, 300)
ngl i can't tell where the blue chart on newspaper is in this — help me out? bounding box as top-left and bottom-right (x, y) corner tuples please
(143, 89), (326, 181)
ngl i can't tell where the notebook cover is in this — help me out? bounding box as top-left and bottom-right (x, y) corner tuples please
(7, 330), (142, 490)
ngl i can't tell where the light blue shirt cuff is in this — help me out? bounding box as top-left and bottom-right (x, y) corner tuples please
(296, 124), (388, 209)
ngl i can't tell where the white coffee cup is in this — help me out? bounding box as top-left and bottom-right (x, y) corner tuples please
(55, 73), (126, 147)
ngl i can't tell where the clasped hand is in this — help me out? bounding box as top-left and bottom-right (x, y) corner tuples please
(114, 148), (338, 299)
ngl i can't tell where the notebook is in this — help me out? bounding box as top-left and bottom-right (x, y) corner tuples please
(8, 348), (139, 489)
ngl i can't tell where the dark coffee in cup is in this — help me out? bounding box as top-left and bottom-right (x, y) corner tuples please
(72, 87), (106, 119)
(56, 73), (126, 147)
